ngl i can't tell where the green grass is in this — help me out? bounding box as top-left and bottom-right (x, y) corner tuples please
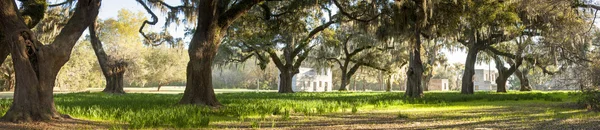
(0, 91), (592, 128)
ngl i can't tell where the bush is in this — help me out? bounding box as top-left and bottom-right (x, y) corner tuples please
(581, 90), (600, 112)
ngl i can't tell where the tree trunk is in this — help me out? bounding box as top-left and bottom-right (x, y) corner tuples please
(0, 0), (100, 122)
(386, 74), (392, 92)
(339, 72), (350, 91)
(461, 47), (479, 94)
(278, 71), (294, 93)
(157, 83), (163, 91)
(493, 57), (521, 93)
(178, 0), (261, 106)
(103, 67), (125, 94)
(405, 25), (424, 98)
(495, 77), (508, 92)
(89, 21), (126, 94)
(515, 69), (532, 91)
(422, 74), (431, 91)
(179, 2), (223, 106)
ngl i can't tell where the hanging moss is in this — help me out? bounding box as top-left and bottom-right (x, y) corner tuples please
(19, 0), (48, 28)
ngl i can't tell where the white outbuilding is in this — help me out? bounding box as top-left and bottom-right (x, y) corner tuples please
(278, 67), (333, 92)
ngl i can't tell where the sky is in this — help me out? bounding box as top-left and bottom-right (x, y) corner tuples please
(48, 0), (600, 70)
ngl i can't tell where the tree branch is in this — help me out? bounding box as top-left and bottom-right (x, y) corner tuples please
(218, 0), (264, 28)
(331, 0), (380, 23)
(136, 0), (159, 42)
(51, 0), (101, 61)
(291, 20), (337, 56)
(48, 0), (75, 8)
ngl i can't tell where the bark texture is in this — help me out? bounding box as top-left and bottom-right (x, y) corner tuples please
(491, 55), (522, 93)
(405, 25), (424, 98)
(89, 21), (127, 94)
(0, 0), (100, 122)
(461, 46), (481, 94)
(515, 69), (532, 91)
(405, 0), (429, 98)
(176, 0), (263, 106)
(278, 72), (294, 93)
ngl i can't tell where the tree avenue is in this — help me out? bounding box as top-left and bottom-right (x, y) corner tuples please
(0, 0), (597, 125)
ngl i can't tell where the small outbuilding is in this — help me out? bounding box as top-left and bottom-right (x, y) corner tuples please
(278, 67), (333, 92)
(428, 79), (450, 91)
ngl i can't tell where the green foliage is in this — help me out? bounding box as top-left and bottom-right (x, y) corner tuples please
(580, 90), (600, 112)
(56, 41), (104, 90)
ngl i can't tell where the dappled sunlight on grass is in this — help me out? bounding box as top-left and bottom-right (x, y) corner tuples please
(0, 91), (594, 129)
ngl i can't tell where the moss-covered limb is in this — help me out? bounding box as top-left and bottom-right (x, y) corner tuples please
(19, 0), (48, 28)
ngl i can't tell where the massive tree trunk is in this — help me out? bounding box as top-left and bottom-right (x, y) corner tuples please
(515, 69), (532, 91)
(179, 27), (222, 106)
(461, 46), (480, 94)
(177, 0), (262, 106)
(278, 70), (295, 93)
(0, 0), (100, 122)
(494, 55), (522, 93)
(405, 26), (424, 98)
(89, 21), (126, 94)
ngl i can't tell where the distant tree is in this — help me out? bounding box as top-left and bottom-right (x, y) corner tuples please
(316, 22), (391, 91)
(142, 47), (187, 91)
(89, 9), (148, 94)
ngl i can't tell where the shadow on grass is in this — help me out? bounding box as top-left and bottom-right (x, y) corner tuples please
(30, 91), (589, 128)
(0, 118), (126, 129)
(211, 104), (599, 129)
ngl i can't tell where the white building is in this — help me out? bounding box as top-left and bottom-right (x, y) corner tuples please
(428, 79), (450, 91)
(473, 69), (497, 91)
(278, 67), (333, 92)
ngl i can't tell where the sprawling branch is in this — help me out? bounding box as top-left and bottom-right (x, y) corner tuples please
(51, 0), (101, 63)
(487, 46), (557, 75)
(147, 0), (194, 10)
(48, 0), (75, 8)
(219, 0), (264, 28)
(331, 0), (380, 23)
(260, 3), (288, 20)
(291, 20), (337, 56)
(136, 0), (159, 41)
(579, 3), (600, 10)
(292, 45), (315, 70)
(348, 46), (375, 57)
(266, 48), (285, 69)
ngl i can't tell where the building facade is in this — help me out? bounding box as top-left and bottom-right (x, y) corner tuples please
(278, 67), (333, 92)
(473, 69), (498, 91)
(428, 79), (450, 91)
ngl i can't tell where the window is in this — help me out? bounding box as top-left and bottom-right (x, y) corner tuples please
(324, 82), (328, 91)
(319, 81), (322, 88)
(324, 69), (328, 75)
(313, 82), (317, 91)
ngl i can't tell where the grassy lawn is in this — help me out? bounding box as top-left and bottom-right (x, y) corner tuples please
(0, 91), (598, 129)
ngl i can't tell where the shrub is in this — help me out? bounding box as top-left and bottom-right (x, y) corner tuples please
(581, 90), (600, 112)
